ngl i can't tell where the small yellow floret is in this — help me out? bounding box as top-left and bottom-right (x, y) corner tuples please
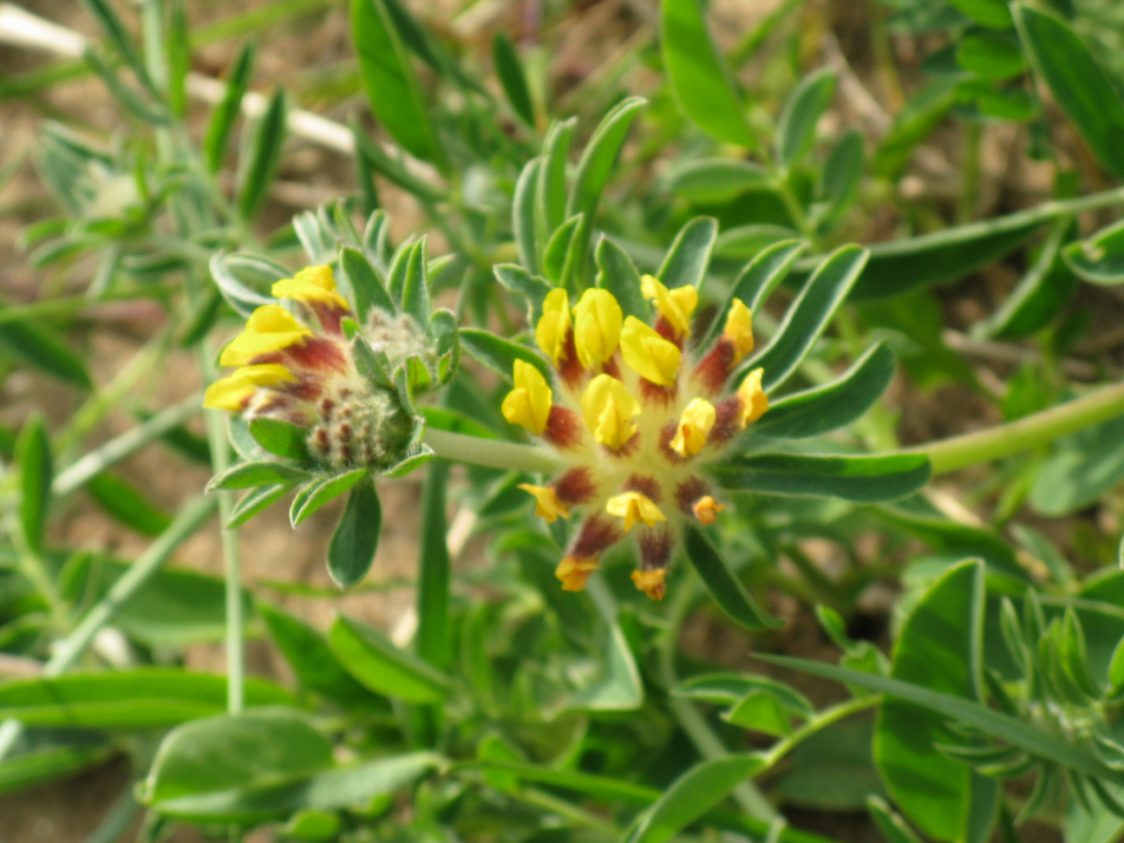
(535, 289), (571, 365)
(556, 556), (599, 592)
(219, 305), (312, 367)
(692, 495), (725, 526)
(670, 398), (717, 458)
(203, 363), (294, 411)
(271, 265), (350, 310)
(737, 367), (769, 427)
(518, 483), (570, 523)
(641, 274), (698, 338)
(631, 568), (667, 601)
(580, 374), (640, 450)
(572, 289), (622, 369)
(723, 299), (755, 361)
(501, 360), (553, 434)
(605, 491), (666, 533)
(620, 316), (681, 387)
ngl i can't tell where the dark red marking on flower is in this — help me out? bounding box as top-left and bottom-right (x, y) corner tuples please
(604, 430), (640, 458)
(557, 332), (584, 387)
(555, 468), (596, 505)
(639, 379), (675, 406)
(657, 422), (684, 463)
(571, 516), (621, 557)
(693, 339), (735, 394)
(625, 474), (661, 502)
(709, 396), (742, 445)
(601, 357), (621, 379)
(639, 528), (673, 570)
(544, 406), (582, 448)
(310, 301), (349, 335)
(654, 316), (680, 344)
(283, 336), (347, 373)
(319, 397), (335, 420)
(675, 477), (710, 515)
(285, 378), (322, 403)
(311, 426), (331, 453)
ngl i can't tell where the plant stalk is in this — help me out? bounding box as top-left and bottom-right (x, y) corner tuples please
(424, 428), (563, 474)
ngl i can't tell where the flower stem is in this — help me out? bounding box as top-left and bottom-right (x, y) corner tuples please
(906, 381), (1124, 475)
(424, 428), (563, 474)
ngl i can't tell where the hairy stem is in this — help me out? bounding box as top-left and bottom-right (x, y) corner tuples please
(424, 428), (563, 474)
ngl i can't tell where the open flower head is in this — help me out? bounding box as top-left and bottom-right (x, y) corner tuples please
(500, 282), (771, 601)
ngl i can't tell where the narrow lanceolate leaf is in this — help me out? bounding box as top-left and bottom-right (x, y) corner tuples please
(776, 68), (836, 169)
(751, 343), (896, 439)
(416, 462), (451, 670)
(538, 119), (575, 238)
(666, 158), (770, 203)
(17, 416), (53, 555)
(207, 461), (310, 492)
(400, 239), (431, 324)
(657, 217), (718, 291)
(749, 244), (869, 390)
(248, 418), (309, 462)
(236, 88), (286, 219)
(209, 253), (287, 318)
(1062, 218), (1124, 286)
(661, 0), (754, 147)
(0, 314), (93, 388)
(711, 452), (931, 502)
(350, 0), (440, 164)
(492, 33), (534, 127)
(875, 560), (984, 841)
(980, 216), (1073, 338)
(328, 614), (450, 703)
(227, 484), (294, 528)
(340, 246), (395, 320)
(683, 525), (781, 631)
(566, 96), (646, 222)
(290, 468), (369, 527)
(702, 239), (805, 346)
(821, 129), (864, 223)
(1014, 4), (1124, 180)
(513, 157), (543, 273)
(542, 214), (585, 290)
(458, 328), (549, 382)
(624, 755), (765, 843)
(203, 40), (255, 174)
(595, 236), (647, 320)
(327, 479), (382, 589)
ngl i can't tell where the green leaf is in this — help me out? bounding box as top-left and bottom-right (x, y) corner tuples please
(542, 213), (585, 289)
(350, 125), (445, 202)
(203, 40), (255, 173)
(416, 462), (451, 671)
(328, 614), (450, 703)
(1014, 4), (1124, 180)
(955, 33), (1026, 80)
(538, 118), (575, 237)
(258, 603), (378, 706)
(207, 461), (310, 492)
(702, 239), (806, 347)
(83, 0), (155, 92)
(237, 88), (287, 219)
(282, 809), (341, 842)
(340, 246), (395, 321)
(867, 796), (925, 843)
(666, 158), (770, 203)
(675, 672), (813, 714)
(776, 69), (836, 168)
(290, 469), (369, 527)
(0, 669), (292, 728)
(492, 32), (534, 127)
(657, 217), (717, 291)
(248, 418), (310, 462)
(0, 314), (92, 388)
(875, 560), (983, 841)
(327, 479), (381, 589)
(87, 473), (171, 536)
(227, 483), (294, 528)
(1062, 218), (1124, 286)
(513, 157), (543, 273)
(821, 129), (864, 223)
(949, 0), (1011, 27)
(749, 244), (869, 390)
(17, 416), (52, 556)
(209, 253), (287, 318)
(400, 239), (431, 324)
(350, 0), (440, 163)
(715, 224), (801, 260)
(624, 755), (764, 843)
(595, 236), (647, 320)
(458, 328), (549, 382)
(711, 453), (931, 502)
(1029, 414), (1124, 516)
(661, 0), (754, 147)
(493, 264), (553, 318)
(750, 342), (895, 439)
(0, 744), (111, 796)
(566, 96), (646, 222)
(724, 691), (793, 736)
(771, 719), (884, 810)
(683, 525), (781, 631)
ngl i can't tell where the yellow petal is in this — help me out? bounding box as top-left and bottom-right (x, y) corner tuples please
(272, 265), (350, 310)
(670, 397), (716, 458)
(501, 360), (553, 434)
(620, 316), (681, 387)
(535, 288), (571, 365)
(737, 367), (769, 427)
(556, 555), (599, 591)
(692, 495), (725, 525)
(580, 374), (640, 450)
(723, 299), (754, 360)
(605, 491), (666, 533)
(203, 373), (256, 411)
(631, 568), (667, 601)
(641, 274), (698, 337)
(219, 305), (312, 367)
(518, 483), (570, 523)
(572, 289), (622, 369)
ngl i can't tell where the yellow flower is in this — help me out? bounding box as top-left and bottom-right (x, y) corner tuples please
(631, 569), (667, 601)
(641, 274), (697, 338)
(737, 367), (769, 427)
(203, 364), (295, 411)
(556, 556), (599, 592)
(518, 483), (570, 523)
(572, 289), (622, 369)
(723, 299), (755, 361)
(692, 495), (725, 525)
(219, 305), (312, 367)
(605, 491), (666, 532)
(670, 398), (716, 458)
(501, 360), (553, 434)
(620, 316), (681, 387)
(272, 265), (350, 310)
(535, 289), (571, 365)
(581, 374), (640, 450)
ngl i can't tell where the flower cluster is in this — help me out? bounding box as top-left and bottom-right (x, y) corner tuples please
(502, 276), (768, 601)
(204, 266), (415, 470)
